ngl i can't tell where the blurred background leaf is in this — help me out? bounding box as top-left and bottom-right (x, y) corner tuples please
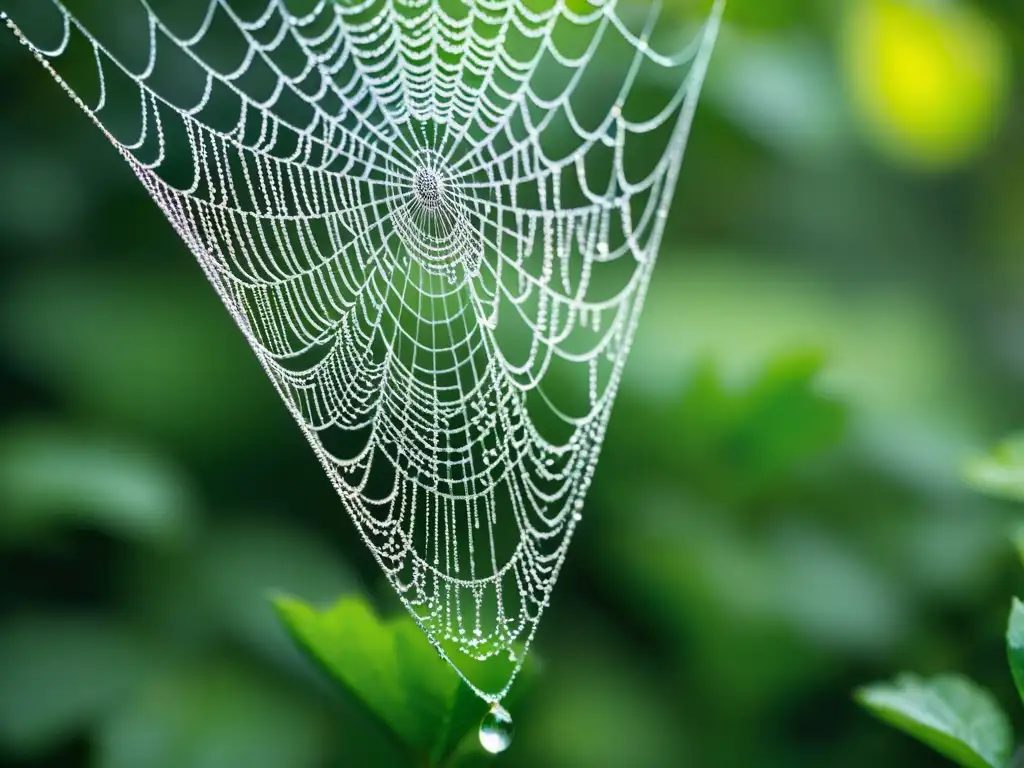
(1007, 599), (1024, 708)
(966, 435), (1024, 503)
(95, 661), (334, 768)
(0, 421), (195, 545)
(0, 615), (162, 756)
(842, 0), (1011, 171)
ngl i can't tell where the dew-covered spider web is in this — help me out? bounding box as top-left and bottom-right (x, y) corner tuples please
(3, 0), (722, 704)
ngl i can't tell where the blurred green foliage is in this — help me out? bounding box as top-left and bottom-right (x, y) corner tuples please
(0, 0), (1022, 766)
(854, 444), (1024, 768)
(967, 435), (1024, 503)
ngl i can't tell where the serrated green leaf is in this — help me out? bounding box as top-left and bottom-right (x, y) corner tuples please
(856, 673), (1012, 768)
(964, 434), (1024, 502)
(1007, 599), (1024, 706)
(272, 595), (533, 766)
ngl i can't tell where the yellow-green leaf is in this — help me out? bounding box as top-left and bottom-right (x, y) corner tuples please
(965, 434), (1024, 503)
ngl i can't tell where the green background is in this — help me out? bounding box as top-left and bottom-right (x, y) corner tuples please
(1, 0), (1023, 766)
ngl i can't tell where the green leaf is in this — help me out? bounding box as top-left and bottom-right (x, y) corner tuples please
(0, 269), (276, 454)
(0, 422), (194, 544)
(0, 616), (160, 755)
(272, 595), (532, 766)
(96, 662), (335, 768)
(197, 519), (357, 667)
(855, 674), (1012, 768)
(608, 351), (846, 502)
(708, 33), (849, 161)
(1011, 528), (1024, 572)
(965, 434), (1024, 502)
(1007, 599), (1024, 706)
(709, 353), (847, 490)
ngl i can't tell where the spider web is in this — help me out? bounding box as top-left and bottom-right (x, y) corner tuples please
(3, 0), (723, 702)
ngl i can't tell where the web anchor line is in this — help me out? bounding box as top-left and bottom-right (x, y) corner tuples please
(3, 0), (723, 704)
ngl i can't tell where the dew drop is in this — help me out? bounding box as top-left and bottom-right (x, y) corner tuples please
(479, 702), (514, 754)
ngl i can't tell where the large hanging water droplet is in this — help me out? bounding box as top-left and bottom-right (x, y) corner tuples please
(479, 702), (514, 754)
